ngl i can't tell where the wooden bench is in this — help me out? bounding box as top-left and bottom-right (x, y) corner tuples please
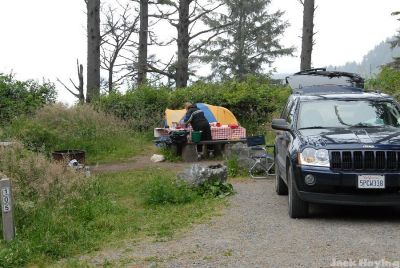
(181, 139), (246, 162)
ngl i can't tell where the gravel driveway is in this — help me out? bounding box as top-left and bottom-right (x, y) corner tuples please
(84, 178), (400, 268)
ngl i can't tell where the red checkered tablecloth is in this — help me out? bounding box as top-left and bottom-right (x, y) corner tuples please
(164, 125), (246, 141)
(211, 126), (246, 140)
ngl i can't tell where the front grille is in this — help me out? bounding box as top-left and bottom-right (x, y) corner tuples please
(330, 150), (400, 171)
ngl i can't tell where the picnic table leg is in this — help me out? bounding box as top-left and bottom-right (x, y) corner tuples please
(170, 144), (179, 155)
(181, 143), (198, 162)
(203, 144), (208, 157)
(214, 143), (222, 156)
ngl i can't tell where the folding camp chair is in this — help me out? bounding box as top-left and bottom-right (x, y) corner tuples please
(246, 135), (275, 179)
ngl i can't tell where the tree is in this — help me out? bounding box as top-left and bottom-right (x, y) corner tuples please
(57, 60), (85, 104)
(388, 11), (400, 70)
(101, 2), (139, 92)
(86, 0), (101, 102)
(150, 0), (228, 87)
(299, 0), (315, 71)
(198, 0), (293, 81)
(137, 0), (149, 85)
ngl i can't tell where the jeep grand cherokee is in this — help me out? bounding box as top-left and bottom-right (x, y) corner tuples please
(272, 69), (400, 218)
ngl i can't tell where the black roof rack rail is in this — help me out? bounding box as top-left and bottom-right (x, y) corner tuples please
(293, 85), (364, 95)
(286, 68), (365, 90)
(294, 68), (327, 75)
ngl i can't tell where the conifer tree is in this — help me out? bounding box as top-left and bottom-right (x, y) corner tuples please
(198, 0), (293, 80)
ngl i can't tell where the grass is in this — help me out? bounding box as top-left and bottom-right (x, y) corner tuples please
(3, 104), (151, 164)
(156, 146), (182, 162)
(0, 168), (225, 267)
(225, 155), (248, 178)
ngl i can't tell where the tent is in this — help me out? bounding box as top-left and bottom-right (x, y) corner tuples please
(165, 103), (238, 127)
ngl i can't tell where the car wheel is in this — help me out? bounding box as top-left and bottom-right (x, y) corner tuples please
(275, 164), (288, 195)
(288, 166), (309, 218)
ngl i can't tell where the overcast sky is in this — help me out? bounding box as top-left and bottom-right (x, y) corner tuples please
(0, 0), (399, 104)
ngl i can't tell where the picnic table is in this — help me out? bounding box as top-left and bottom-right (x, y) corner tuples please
(154, 125), (247, 162)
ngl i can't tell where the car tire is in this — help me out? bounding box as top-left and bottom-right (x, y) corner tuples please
(288, 166), (309, 218)
(275, 164), (288, 195)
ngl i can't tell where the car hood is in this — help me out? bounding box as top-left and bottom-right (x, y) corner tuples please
(298, 127), (400, 147)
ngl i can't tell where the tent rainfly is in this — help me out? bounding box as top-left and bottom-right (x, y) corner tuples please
(165, 103), (238, 127)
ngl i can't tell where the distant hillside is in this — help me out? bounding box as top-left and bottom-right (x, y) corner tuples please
(327, 38), (400, 78)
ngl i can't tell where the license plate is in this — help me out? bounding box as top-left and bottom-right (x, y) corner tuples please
(358, 175), (385, 189)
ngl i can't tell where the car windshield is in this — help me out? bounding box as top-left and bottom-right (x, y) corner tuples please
(297, 100), (400, 129)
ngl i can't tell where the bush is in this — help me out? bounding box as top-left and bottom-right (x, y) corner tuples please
(197, 181), (234, 198)
(94, 86), (171, 132)
(141, 175), (197, 205)
(96, 76), (290, 134)
(367, 67), (400, 98)
(0, 74), (56, 125)
(4, 104), (149, 163)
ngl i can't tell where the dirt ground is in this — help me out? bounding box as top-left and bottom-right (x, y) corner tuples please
(91, 155), (221, 174)
(82, 159), (400, 268)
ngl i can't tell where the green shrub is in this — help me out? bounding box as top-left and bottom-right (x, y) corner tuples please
(141, 175), (197, 205)
(367, 67), (400, 98)
(4, 104), (150, 163)
(94, 86), (171, 132)
(0, 74), (56, 125)
(96, 76), (290, 134)
(197, 181), (234, 198)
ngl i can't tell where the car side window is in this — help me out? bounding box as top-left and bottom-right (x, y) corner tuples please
(287, 99), (297, 124)
(281, 97), (294, 120)
(282, 97), (296, 124)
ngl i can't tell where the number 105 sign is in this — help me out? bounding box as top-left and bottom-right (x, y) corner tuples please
(1, 187), (11, 213)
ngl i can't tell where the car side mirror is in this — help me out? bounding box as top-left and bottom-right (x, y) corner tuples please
(271, 119), (291, 132)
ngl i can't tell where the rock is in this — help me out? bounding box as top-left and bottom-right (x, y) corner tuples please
(223, 142), (249, 159)
(224, 143), (253, 169)
(148, 262), (157, 268)
(150, 154), (165, 163)
(178, 164), (228, 187)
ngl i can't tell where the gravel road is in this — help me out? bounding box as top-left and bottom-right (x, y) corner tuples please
(85, 178), (400, 268)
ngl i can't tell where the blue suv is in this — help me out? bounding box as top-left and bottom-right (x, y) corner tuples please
(272, 69), (400, 218)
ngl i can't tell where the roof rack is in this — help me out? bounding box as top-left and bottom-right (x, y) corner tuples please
(293, 85), (363, 95)
(294, 68), (328, 75)
(286, 68), (365, 91)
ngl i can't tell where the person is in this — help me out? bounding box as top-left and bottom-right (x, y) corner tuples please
(183, 102), (213, 156)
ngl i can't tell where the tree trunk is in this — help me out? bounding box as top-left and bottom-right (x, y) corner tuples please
(300, 0), (315, 71)
(108, 66), (113, 93)
(236, 0), (246, 81)
(137, 0), (149, 85)
(77, 62), (85, 104)
(87, 0), (101, 102)
(176, 0), (190, 88)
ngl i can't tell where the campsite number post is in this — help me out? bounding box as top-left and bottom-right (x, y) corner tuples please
(0, 178), (15, 241)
